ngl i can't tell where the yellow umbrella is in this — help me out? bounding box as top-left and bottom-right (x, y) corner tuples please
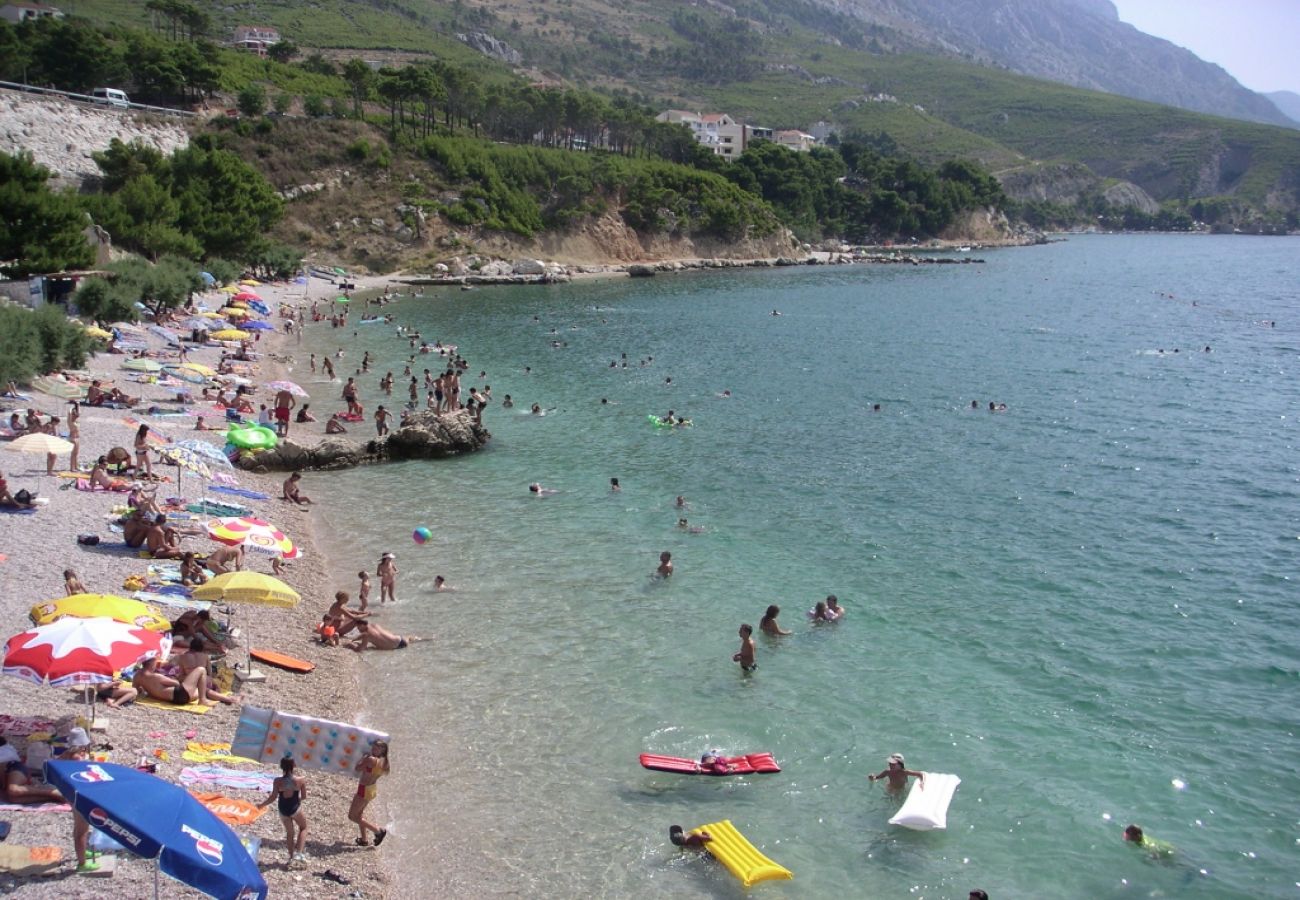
(239, 279), (261, 286)
(177, 362), (216, 378)
(5, 432), (75, 456)
(210, 329), (250, 341)
(220, 285), (240, 294)
(193, 571), (300, 608)
(30, 594), (171, 632)
(84, 326), (113, 340)
(199, 311), (224, 318)
(224, 308), (251, 318)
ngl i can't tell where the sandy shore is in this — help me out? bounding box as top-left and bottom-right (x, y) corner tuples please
(1, 273), (398, 898)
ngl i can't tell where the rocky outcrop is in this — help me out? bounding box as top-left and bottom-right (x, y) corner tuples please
(1101, 181), (1159, 216)
(0, 92), (189, 186)
(373, 410), (490, 460)
(234, 412), (489, 472)
(455, 31), (523, 66)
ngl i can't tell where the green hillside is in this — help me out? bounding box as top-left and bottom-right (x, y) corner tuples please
(46, 0), (1300, 221)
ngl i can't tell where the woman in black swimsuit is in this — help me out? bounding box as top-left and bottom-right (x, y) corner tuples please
(259, 756), (309, 866)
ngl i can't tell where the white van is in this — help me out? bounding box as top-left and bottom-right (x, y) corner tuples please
(91, 88), (130, 108)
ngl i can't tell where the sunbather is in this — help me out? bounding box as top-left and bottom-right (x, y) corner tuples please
(174, 637), (239, 704)
(145, 514), (184, 559)
(0, 741), (63, 804)
(132, 656), (214, 706)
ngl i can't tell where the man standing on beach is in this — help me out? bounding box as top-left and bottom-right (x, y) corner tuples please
(274, 388), (296, 438)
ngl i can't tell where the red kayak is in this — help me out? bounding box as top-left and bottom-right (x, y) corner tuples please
(639, 752), (781, 776)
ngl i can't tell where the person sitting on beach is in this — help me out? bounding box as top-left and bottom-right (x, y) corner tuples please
(733, 623), (756, 671)
(0, 469), (15, 507)
(1, 742), (63, 804)
(327, 591), (368, 636)
(132, 655), (214, 706)
(206, 543), (243, 575)
(85, 380), (135, 406)
(180, 551), (208, 586)
(121, 507), (150, 548)
(316, 615), (339, 646)
(1123, 824), (1175, 859)
(347, 620), (424, 652)
(95, 678), (138, 709)
(325, 414), (347, 434)
(6, 412), (23, 433)
(669, 825), (713, 850)
(868, 753), (925, 793)
(282, 472), (313, 505)
(64, 568), (86, 596)
(759, 605), (791, 636)
(89, 457), (118, 491)
(194, 415), (210, 431)
(145, 514), (184, 559)
(174, 636), (239, 705)
(296, 404), (316, 423)
(127, 484), (161, 518)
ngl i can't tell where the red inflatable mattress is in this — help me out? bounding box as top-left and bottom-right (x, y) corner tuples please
(638, 752), (781, 776)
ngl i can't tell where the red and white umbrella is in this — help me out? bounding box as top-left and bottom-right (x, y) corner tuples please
(3, 616), (171, 688)
(207, 516), (300, 559)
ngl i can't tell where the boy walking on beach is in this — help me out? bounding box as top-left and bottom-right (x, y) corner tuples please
(357, 571), (372, 612)
(377, 552), (398, 604)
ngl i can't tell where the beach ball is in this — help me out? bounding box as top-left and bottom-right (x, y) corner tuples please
(413, 526), (432, 544)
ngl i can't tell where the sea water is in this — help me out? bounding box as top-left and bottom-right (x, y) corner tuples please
(300, 235), (1297, 899)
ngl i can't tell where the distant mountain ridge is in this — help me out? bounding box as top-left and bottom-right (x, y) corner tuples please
(815, 0), (1295, 128)
(1265, 91), (1300, 126)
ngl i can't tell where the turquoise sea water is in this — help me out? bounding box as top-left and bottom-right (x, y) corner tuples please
(301, 235), (1297, 899)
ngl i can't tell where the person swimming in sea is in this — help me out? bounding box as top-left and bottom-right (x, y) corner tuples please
(868, 753), (924, 793)
(529, 482), (558, 496)
(1123, 824), (1175, 859)
(669, 825), (713, 850)
(655, 551), (673, 578)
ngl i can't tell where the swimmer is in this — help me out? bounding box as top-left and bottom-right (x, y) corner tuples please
(433, 575), (454, 592)
(675, 495), (687, 509)
(718, 389), (731, 398)
(1123, 824), (1175, 858)
(530, 403), (542, 415)
(698, 751), (730, 774)
(759, 604), (791, 636)
(610, 477), (621, 492)
(771, 309), (782, 316)
(733, 623), (756, 671)
(528, 482), (558, 496)
(676, 518), (704, 533)
(656, 551), (673, 578)
(826, 595), (844, 618)
(868, 753), (924, 793)
(502, 395), (513, 408)
(809, 600), (835, 622)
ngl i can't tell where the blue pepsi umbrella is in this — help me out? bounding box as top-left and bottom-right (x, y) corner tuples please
(43, 760), (267, 900)
(243, 320), (274, 331)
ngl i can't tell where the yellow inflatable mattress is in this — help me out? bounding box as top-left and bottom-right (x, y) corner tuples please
(690, 819), (792, 887)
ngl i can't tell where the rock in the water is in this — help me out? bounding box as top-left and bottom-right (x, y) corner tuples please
(627, 264), (657, 277)
(511, 258), (545, 275)
(377, 409), (489, 460)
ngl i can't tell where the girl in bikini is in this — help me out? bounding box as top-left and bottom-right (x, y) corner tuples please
(348, 740), (390, 846)
(260, 755), (309, 865)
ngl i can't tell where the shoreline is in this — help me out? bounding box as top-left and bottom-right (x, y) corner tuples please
(1, 273), (397, 898)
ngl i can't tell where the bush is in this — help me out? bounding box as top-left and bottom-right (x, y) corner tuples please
(345, 139), (370, 162)
(237, 83), (267, 118)
(0, 304), (93, 386)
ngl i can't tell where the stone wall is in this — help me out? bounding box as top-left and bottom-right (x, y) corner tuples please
(0, 91), (190, 186)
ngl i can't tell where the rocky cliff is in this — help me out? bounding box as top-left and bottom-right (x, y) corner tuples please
(0, 91), (189, 186)
(819, 0), (1294, 128)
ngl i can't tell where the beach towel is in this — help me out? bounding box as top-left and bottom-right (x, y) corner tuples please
(0, 844), (64, 876)
(0, 802), (71, 813)
(189, 792), (267, 826)
(181, 742), (259, 765)
(231, 706), (389, 775)
(0, 506), (38, 515)
(0, 715), (57, 736)
(133, 592), (208, 612)
(178, 765), (274, 792)
(209, 486), (269, 501)
(137, 696), (213, 715)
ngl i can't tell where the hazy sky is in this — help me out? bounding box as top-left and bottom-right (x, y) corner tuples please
(1109, 0), (1300, 95)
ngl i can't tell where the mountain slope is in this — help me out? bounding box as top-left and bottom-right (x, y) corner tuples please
(1265, 91), (1300, 126)
(811, 0), (1293, 128)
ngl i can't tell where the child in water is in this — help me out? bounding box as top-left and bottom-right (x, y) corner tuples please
(656, 551), (673, 578)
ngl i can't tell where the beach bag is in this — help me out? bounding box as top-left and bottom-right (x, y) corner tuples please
(14, 489), (33, 505)
(76, 533), (100, 546)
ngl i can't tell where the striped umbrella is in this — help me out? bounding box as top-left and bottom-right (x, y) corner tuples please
(4, 617), (170, 687)
(159, 444), (212, 492)
(123, 358), (163, 373)
(264, 380), (308, 398)
(207, 516), (299, 559)
(171, 440), (234, 469)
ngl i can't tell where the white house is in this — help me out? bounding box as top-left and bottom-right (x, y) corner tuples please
(0, 2), (63, 23)
(656, 109), (770, 160)
(774, 129), (816, 153)
(231, 25), (280, 56)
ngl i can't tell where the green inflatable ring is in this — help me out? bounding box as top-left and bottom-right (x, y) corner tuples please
(226, 424), (278, 450)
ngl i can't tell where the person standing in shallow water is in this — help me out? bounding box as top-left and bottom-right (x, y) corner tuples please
(759, 605), (790, 636)
(733, 624), (756, 671)
(377, 552), (398, 604)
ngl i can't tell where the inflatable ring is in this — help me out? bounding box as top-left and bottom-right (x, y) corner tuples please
(226, 424), (278, 451)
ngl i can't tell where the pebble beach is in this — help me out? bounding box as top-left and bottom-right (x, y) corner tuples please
(1, 273), (400, 898)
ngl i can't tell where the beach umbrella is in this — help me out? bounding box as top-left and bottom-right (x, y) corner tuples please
(207, 516), (299, 559)
(200, 271), (216, 285)
(192, 572), (300, 675)
(158, 444), (213, 493)
(243, 320), (273, 331)
(334, 295), (350, 303)
(239, 279), (260, 286)
(44, 760), (268, 900)
(223, 308), (251, 319)
(31, 594), (171, 633)
(123, 358), (163, 373)
(84, 325), (113, 340)
(199, 311), (225, 318)
(232, 292), (261, 302)
(5, 432), (75, 457)
(162, 366), (209, 386)
(219, 285), (240, 294)
(210, 329), (250, 341)
(171, 440), (235, 469)
(182, 317), (212, 330)
(264, 380), (308, 397)
(192, 571), (299, 607)
(177, 363), (216, 378)
(3, 617), (169, 687)
(148, 325), (181, 345)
